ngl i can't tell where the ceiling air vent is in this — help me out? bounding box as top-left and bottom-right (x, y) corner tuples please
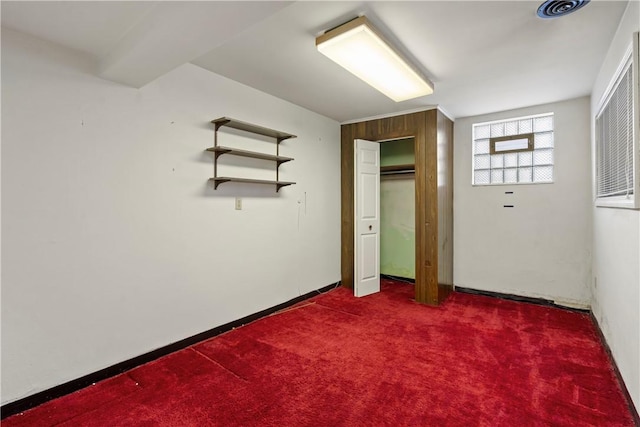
(537, 0), (590, 18)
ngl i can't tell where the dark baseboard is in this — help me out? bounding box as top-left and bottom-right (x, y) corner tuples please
(454, 286), (589, 313)
(0, 282), (340, 420)
(381, 274), (415, 283)
(589, 313), (640, 426)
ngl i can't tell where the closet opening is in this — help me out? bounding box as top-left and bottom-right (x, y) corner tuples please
(380, 137), (416, 284)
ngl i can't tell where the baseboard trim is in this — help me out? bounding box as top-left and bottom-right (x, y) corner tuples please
(589, 313), (640, 426)
(381, 274), (415, 283)
(454, 286), (589, 313)
(0, 282), (340, 420)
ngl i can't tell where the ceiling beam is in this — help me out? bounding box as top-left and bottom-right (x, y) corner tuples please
(98, 2), (291, 88)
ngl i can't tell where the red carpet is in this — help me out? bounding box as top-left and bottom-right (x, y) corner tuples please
(4, 280), (635, 426)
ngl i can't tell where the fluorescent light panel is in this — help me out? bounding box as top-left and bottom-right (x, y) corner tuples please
(316, 16), (433, 102)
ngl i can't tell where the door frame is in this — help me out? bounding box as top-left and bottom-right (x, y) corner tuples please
(341, 110), (448, 306)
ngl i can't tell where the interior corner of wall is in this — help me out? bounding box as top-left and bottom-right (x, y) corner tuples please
(591, 303), (606, 334)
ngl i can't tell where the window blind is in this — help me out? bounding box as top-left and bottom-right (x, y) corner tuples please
(596, 64), (634, 198)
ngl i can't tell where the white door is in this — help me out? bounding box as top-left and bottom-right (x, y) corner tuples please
(354, 139), (380, 297)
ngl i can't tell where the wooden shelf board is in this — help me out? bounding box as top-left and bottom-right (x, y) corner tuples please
(212, 117), (297, 141)
(206, 146), (293, 163)
(380, 164), (415, 173)
(211, 177), (295, 191)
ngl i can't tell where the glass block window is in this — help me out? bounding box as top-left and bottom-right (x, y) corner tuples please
(472, 113), (554, 185)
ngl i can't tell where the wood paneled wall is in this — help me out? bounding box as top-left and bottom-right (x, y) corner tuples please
(436, 110), (454, 303)
(341, 110), (453, 305)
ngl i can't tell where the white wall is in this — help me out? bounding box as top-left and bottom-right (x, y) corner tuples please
(1, 28), (341, 404)
(590, 0), (640, 412)
(454, 97), (592, 307)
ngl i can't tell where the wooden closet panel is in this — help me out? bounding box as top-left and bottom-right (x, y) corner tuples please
(340, 111), (441, 305)
(436, 110), (454, 303)
(416, 110), (438, 305)
(340, 124), (355, 290)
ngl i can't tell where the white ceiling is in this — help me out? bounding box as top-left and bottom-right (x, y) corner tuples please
(1, 1), (629, 122)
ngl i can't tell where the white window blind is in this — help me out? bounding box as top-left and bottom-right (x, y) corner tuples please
(596, 63), (634, 198)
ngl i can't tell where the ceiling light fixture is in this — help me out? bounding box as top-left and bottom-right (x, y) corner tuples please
(315, 16), (433, 102)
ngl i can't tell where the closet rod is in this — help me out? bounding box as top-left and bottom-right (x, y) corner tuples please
(380, 170), (415, 176)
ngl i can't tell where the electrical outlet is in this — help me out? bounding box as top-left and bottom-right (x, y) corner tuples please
(235, 197), (242, 210)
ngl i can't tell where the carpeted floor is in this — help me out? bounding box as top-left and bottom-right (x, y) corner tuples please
(4, 279), (635, 426)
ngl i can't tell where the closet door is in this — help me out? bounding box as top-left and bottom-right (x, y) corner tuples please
(354, 139), (380, 297)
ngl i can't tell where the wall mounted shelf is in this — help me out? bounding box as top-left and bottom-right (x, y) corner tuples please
(206, 146), (293, 165)
(207, 117), (296, 192)
(212, 117), (296, 141)
(212, 177), (296, 191)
